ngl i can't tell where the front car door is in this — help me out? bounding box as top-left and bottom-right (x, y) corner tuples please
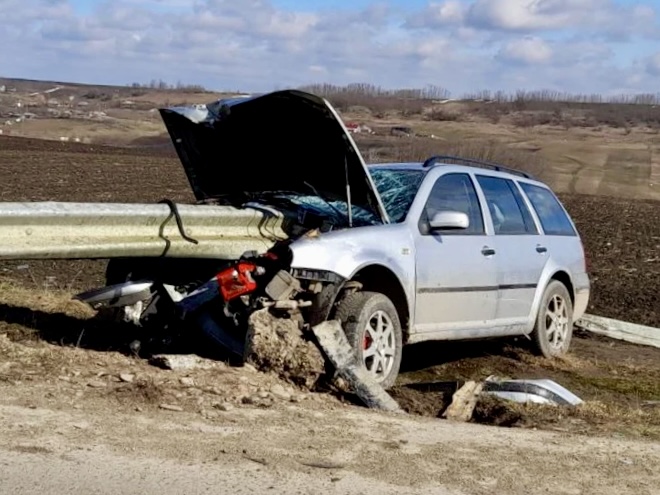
(413, 172), (498, 335)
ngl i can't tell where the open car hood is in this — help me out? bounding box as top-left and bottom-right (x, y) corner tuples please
(160, 90), (388, 225)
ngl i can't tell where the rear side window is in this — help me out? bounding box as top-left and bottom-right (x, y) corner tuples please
(476, 176), (538, 235)
(519, 183), (577, 236)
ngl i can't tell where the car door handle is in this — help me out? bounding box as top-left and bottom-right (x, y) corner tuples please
(482, 246), (496, 256)
(536, 245), (548, 254)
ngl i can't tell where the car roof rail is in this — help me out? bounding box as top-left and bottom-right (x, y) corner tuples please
(421, 155), (534, 179)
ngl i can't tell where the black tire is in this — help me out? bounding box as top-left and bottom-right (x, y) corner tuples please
(334, 291), (403, 390)
(531, 280), (574, 358)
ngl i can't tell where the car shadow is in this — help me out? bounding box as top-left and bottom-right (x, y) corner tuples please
(0, 303), (207, 358)
(399, 337), (527, 374)
(1, 299), (533, 385)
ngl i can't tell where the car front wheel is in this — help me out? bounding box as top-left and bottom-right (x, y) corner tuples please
(531, 280), (574, 358)
(334, 291), (403, 390)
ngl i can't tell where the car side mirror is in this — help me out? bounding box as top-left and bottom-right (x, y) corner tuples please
(429, 211), (469, 231)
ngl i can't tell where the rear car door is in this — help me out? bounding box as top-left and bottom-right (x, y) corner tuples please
(475, 175), (544, 322)
(518, 182), (589, 317)
(413, 172), (498, 333)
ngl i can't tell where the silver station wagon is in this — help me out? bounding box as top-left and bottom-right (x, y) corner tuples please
(52, 90), (590, 390)
(291, 156), (591, 388)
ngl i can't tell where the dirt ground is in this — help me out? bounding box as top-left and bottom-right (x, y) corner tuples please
(0, 119), (659, 491)
(2, 362), (659, 494)
(1, 299), (659, 494)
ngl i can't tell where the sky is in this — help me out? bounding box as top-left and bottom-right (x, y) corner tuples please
(1, 0), (659, 96)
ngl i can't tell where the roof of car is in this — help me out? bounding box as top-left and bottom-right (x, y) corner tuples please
(368, 156), (540, 183)
(367, 162), (427, 171)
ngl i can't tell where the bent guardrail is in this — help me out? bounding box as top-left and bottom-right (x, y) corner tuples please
(576, 315), (660, 349)
(0, 202), (289, 260)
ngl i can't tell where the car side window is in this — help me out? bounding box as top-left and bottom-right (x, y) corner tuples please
(422, 173), (484, 235)
(476, 176), (538, 235)
(519, 183), (577, 236)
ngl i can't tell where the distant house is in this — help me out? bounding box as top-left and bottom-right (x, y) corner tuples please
(345, 122), (374, 134)
(345, 122), (360, 133)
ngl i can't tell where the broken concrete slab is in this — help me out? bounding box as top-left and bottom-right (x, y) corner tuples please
(159, 404), (184, 412)
(442, 381), (484, 422)
(312, 320), (403, 414)
(244, 309), (325, 389)
(150, 354), (217, 371)
(118, 373), (135, 383)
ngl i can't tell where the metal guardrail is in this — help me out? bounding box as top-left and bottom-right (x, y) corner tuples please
(0, 202), (289, 260)
(576, 314), (660, 349)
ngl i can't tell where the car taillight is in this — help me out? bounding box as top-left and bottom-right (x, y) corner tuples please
(216, 262), (259, 301)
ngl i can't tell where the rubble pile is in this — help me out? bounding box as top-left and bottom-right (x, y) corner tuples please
(244, 309), (326, 389)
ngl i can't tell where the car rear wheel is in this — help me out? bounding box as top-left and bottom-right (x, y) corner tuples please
(531, 280), (574, 358)
(334, 291), (403, 390)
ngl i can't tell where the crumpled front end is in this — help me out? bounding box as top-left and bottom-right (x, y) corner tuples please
(159, 89), (389, 225)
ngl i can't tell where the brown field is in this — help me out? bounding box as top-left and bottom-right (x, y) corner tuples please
(0, 79), (659, 451)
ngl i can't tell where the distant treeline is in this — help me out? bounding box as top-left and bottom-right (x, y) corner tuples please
(127, 80), (208, 92)
(299, 83), (451, 100)
(300, 83), (660, 106)
(462, 89), (660, 105)
(117, 80), (659, 128)
(298, 83), (660, 129)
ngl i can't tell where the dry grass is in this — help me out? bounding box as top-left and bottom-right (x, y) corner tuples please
(0, 278), (138, 353)
(397, 331), (660, 441)
(473, 395), (660, 440)
(306, 85), (660, 129)
(0, 280), (94, 320)
(356, 135), (546, 178)
(480, 101), (660, 129)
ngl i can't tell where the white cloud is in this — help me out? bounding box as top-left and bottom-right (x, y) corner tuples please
(495, 37), (614, 67)
(407, 1), (465, 27)
(190, 0), (319, 39)
(0, 0), (659, 96)
(409, 0), (660, 38)
(467, 0), (599, 31)
(308, 65), (327, 74)
(497, 36), (553, 64)
(646, 52), (660, 76)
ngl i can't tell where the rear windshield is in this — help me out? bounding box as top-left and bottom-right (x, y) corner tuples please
(519, 183), (576, 236)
